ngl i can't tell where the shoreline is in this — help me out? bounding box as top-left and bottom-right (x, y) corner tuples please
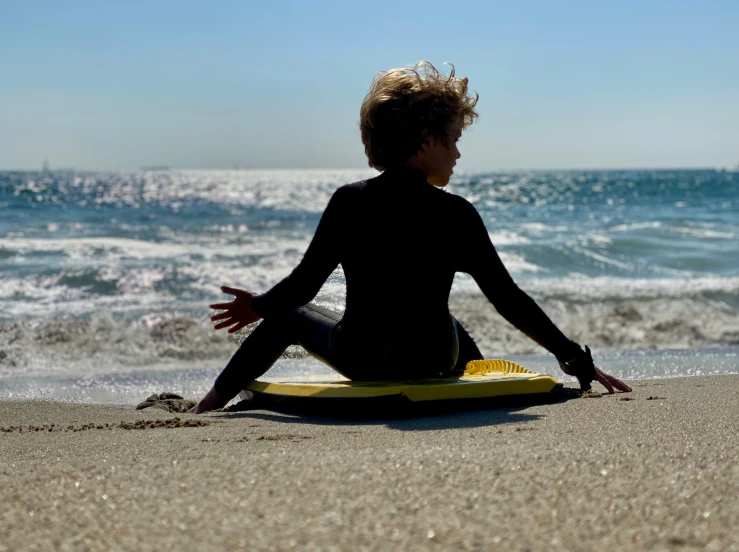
(3, 346), (739, 406)
(2, 374), (738, 550)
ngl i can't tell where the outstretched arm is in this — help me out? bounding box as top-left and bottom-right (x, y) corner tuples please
(458, 201), (575, 358)
(458, 200), (630, 393)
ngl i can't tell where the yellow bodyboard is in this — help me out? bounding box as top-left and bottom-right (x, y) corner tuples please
(244, 359), (559, 403)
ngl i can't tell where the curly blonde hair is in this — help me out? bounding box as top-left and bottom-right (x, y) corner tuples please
(359, 61), (479, 171)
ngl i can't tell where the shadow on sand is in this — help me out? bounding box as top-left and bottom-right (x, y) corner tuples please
(210, 387), (581, 431)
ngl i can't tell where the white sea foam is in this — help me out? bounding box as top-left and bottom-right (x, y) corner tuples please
(2, 168), (737, 397)
(1, 293), (737, 385)
(496, 252), (544, 273)
(488, 231), (531, 246)
(518, 222), (570, 235)
(526, 275), (739, 301)
(672, 226), (735, 239)
(569, 246), (634, 271)
(0, 236), (312, 262)
(451, 274), (739, 302)
(610, 222), (662, 232)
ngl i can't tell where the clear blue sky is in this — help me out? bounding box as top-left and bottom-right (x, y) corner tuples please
(1, 0), (737, 170)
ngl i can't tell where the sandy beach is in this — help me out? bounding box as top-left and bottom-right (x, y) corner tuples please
(1, 375), (738, 551)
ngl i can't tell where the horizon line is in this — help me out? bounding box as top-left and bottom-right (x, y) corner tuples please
(0, 165), (734, 173)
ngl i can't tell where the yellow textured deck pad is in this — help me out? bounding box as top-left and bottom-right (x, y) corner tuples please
(246, 359), (559, 403)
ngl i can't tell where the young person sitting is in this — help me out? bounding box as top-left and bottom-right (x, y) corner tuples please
(190, 61), (630, 414)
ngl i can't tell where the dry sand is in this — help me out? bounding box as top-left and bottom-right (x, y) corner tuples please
(1, 375), (738, 551)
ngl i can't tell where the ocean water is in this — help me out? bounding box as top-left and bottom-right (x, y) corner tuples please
(1, 168), (738, 403)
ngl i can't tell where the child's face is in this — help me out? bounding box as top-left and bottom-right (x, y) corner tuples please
(422, 117), (463, 188)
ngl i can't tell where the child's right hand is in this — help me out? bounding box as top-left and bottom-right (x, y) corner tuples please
(209, 285), (262, 333)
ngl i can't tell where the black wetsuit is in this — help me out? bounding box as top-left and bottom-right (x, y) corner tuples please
(213, 166), (579, 400)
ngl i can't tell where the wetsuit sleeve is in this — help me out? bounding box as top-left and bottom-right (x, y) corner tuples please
(249, 188), (347, 318)
(457, 200), (580, 360)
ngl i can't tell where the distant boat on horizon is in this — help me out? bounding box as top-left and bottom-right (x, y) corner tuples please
(140, 165), (171, 171)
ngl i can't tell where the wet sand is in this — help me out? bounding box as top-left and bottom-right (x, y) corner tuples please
(1, 375), (738, 551)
